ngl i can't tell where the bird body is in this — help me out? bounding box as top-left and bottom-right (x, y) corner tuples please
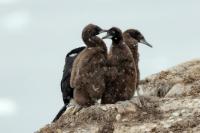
(101, 27), (137, 104)
(123, 29), (152, 89)
(70, 24), (107, 106)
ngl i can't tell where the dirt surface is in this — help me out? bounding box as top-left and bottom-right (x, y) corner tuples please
(36, 59), (200, 133)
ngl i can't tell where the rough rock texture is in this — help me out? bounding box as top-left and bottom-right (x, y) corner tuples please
(139, 59), (200, 97)
(37, 59), (200, 133)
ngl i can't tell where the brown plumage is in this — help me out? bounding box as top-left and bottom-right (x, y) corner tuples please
(70, 24), (107, 106)
(123, 29), (152, 89)
(101, 27), (137, 104)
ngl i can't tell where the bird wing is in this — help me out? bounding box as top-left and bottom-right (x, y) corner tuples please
(70, 48), (87, 88)
(71, 48), (106, 98)
(66, 46), (86, 57)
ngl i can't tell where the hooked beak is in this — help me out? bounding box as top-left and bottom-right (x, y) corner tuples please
(140, 39), (153, 48)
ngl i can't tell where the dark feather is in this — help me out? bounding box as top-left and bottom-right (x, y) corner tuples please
(52, 46), (85, 122)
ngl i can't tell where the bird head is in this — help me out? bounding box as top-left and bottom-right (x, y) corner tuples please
(102, 27), (123, 44)
(124, 29), (152, 48)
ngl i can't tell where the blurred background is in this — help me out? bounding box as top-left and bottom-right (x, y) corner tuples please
(0, 0), (199, 132)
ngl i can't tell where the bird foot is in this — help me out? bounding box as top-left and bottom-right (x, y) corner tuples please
(65, 105), (82, 115)
(95, 99), (101, 105)
(71, 105), (82, 115)
(137, 96), (146, 108)
(135, 87), (147, 108)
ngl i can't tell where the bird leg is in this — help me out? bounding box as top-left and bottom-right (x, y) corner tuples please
(64, 99), (83, 115)
(96, 99), (101, 105)
(136, 86), (146, 108)
(70, 105), (83, 115)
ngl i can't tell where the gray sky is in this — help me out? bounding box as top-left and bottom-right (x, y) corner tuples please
(0, 0), (199, 132)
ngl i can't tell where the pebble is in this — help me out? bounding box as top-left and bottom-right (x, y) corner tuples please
(70, 122), (75, 127)
(172, 112), (180, 117)
(181, 109), (186, 113)
(163, 123), (171, 128)
(122, 118), (129, 122)
(116, 114), (121, 121)
(101, 106), (107, 111)
(56, 129), (62, 133)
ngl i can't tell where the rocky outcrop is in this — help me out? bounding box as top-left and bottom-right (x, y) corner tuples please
(36, 59), (200, 133)
(139, 59), (200, 97)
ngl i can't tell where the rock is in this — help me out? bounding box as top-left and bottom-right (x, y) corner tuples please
(139, 59), (200, 97)
(115, 114), (121, 121)
(36, 59), (200, 133)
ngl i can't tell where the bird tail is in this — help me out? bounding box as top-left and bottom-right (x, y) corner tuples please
(52, 105), (67, 122)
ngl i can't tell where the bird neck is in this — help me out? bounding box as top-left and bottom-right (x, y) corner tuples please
(83, 36), (107, 52)
(124, 38), (139, 64)
(112, 38), (124, 47)
(130, 45), (139, 65)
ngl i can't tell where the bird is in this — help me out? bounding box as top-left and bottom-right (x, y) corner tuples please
(123, 29), (152, 107)
(101, 27), (137, 104)
(70, 24), (107, 107)
(61, 46), (86, 105)
(52, 46), (85, 122)
(123, 29), (152, 89)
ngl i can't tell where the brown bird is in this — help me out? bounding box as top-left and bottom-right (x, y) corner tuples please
(101, 27), (137, 104)
(123, 29), (152, 89)
(70, 24), (107, 107)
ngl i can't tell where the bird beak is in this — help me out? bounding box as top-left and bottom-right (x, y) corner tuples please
(102, 32), (113, 39)
(99, 29), (107, 34)
(140, 39), (153, 48)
